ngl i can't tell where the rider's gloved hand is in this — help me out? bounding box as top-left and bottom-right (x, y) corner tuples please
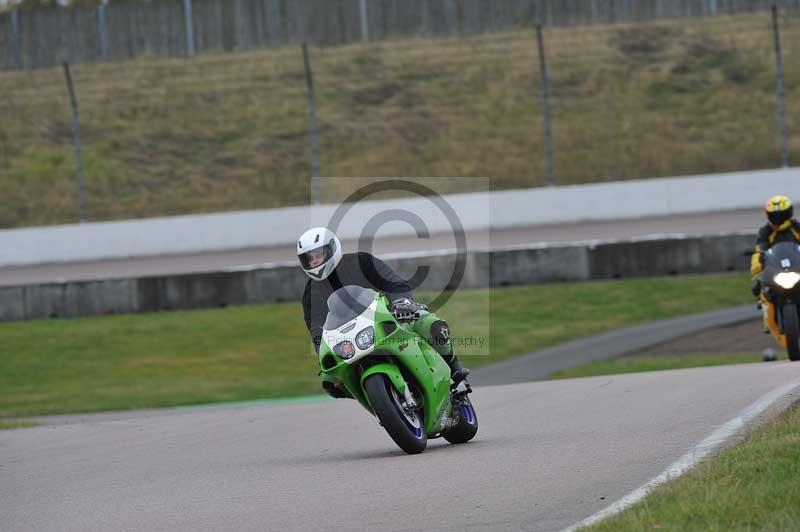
(390, 298), (428, 321)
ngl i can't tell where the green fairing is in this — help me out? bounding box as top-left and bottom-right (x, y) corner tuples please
(361, 363), (406, 396)
(319, 292), (454, 435)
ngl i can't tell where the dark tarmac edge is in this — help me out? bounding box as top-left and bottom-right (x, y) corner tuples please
(471, 304), (758, 386)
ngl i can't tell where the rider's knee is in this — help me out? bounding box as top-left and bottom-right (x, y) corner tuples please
(429, 320), (454, 359)
(429, 320), (450, 343)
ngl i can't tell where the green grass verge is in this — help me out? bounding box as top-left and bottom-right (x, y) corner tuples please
(1, 12), (798, 227)
(0, 272), (750, 417)
(549, 353), (763, 380)
(585, 401), (800, 531)
(0, 419), (39, 430)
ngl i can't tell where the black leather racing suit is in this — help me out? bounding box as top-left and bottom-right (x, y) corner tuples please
(302, 252), (413, 353)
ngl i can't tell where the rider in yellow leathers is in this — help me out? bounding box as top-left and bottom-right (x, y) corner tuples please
(751, 195), (800, 341)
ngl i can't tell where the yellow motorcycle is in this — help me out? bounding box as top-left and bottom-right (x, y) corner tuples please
(759, 242), (800, 361)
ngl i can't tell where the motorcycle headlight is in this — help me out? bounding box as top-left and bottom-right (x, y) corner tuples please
(333, 341), (356, 360)
(774, 272), (800, 289)
(355, 326), (374, 350)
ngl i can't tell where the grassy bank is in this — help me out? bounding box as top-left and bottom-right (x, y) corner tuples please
(549, 353), (763, 380)
(586, 401), (800, 531)
(0, 12), (798, 227)
(0, 273), (750, 417)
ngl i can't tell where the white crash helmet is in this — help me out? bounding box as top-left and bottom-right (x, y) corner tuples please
(297, 227), (343, 281)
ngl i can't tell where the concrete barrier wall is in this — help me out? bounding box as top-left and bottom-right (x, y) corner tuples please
(586, 234), (754, 279)
(1, 168), (796, 268)
(0, 232), (756, 322)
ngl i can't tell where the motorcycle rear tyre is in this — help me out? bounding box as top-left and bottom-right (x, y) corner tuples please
(442, 398), (478, 444)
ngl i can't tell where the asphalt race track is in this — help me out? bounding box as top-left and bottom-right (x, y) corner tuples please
(0, 209), (760, 286)
(4, 362), (800, 532)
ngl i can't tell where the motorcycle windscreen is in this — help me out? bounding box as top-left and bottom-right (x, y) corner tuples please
(324, 285), (377, 330)
(764, 242), (800, 269)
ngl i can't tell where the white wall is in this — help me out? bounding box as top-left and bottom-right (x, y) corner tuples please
(1, 168), (797, 267)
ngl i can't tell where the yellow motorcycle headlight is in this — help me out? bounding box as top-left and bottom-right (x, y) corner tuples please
(774, 272), (800, 289)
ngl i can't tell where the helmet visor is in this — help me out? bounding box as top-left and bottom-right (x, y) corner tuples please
(768, 206), (793, 226)
(299, 242), (335, 270)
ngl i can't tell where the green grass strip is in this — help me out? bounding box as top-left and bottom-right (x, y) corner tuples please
(0, 419), (38, 430)
(586, 400), (800, 531)
(0, 272), (751, 417)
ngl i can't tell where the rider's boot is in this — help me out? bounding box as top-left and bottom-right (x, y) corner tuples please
(321, 374), (352, 399)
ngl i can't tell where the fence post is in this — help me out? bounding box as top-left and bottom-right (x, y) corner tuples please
(535, 24), (555, 186)
(62, 62), (87, 224)
(654, 0), (664, 19)
(444, 0), (457, 35)
(622, 0), (633, 20)
(302, 43), (321, 204)
(420, 0), (429, 35)
(771, 5), (790, 168)
(589, 0), (599, 23)
(183, 0), (196, 57)
(708, 0), (718, 16)
(98, 2), (109, 61)
(10, 8), (22, 69)
(359, 0), (369, 42)
(269, 0), (281, 46)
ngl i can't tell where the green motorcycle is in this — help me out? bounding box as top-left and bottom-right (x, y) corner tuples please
(319, 285), (478, 454)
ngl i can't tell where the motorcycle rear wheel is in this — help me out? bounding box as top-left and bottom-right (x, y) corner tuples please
(442, 397), (478, 444)
(364, 374), (427, 454)
(783, 304), (800, 361)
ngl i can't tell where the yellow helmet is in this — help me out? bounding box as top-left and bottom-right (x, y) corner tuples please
(765, 195), (793, 227)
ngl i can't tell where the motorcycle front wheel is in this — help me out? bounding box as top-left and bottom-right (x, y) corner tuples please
(364, 374), (427, 454)
(783, 304), (800, 361)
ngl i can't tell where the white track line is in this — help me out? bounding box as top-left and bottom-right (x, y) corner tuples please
(562, 378), (800, 532)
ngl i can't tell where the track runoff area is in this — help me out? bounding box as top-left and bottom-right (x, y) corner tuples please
(6, 208), (794, 531)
